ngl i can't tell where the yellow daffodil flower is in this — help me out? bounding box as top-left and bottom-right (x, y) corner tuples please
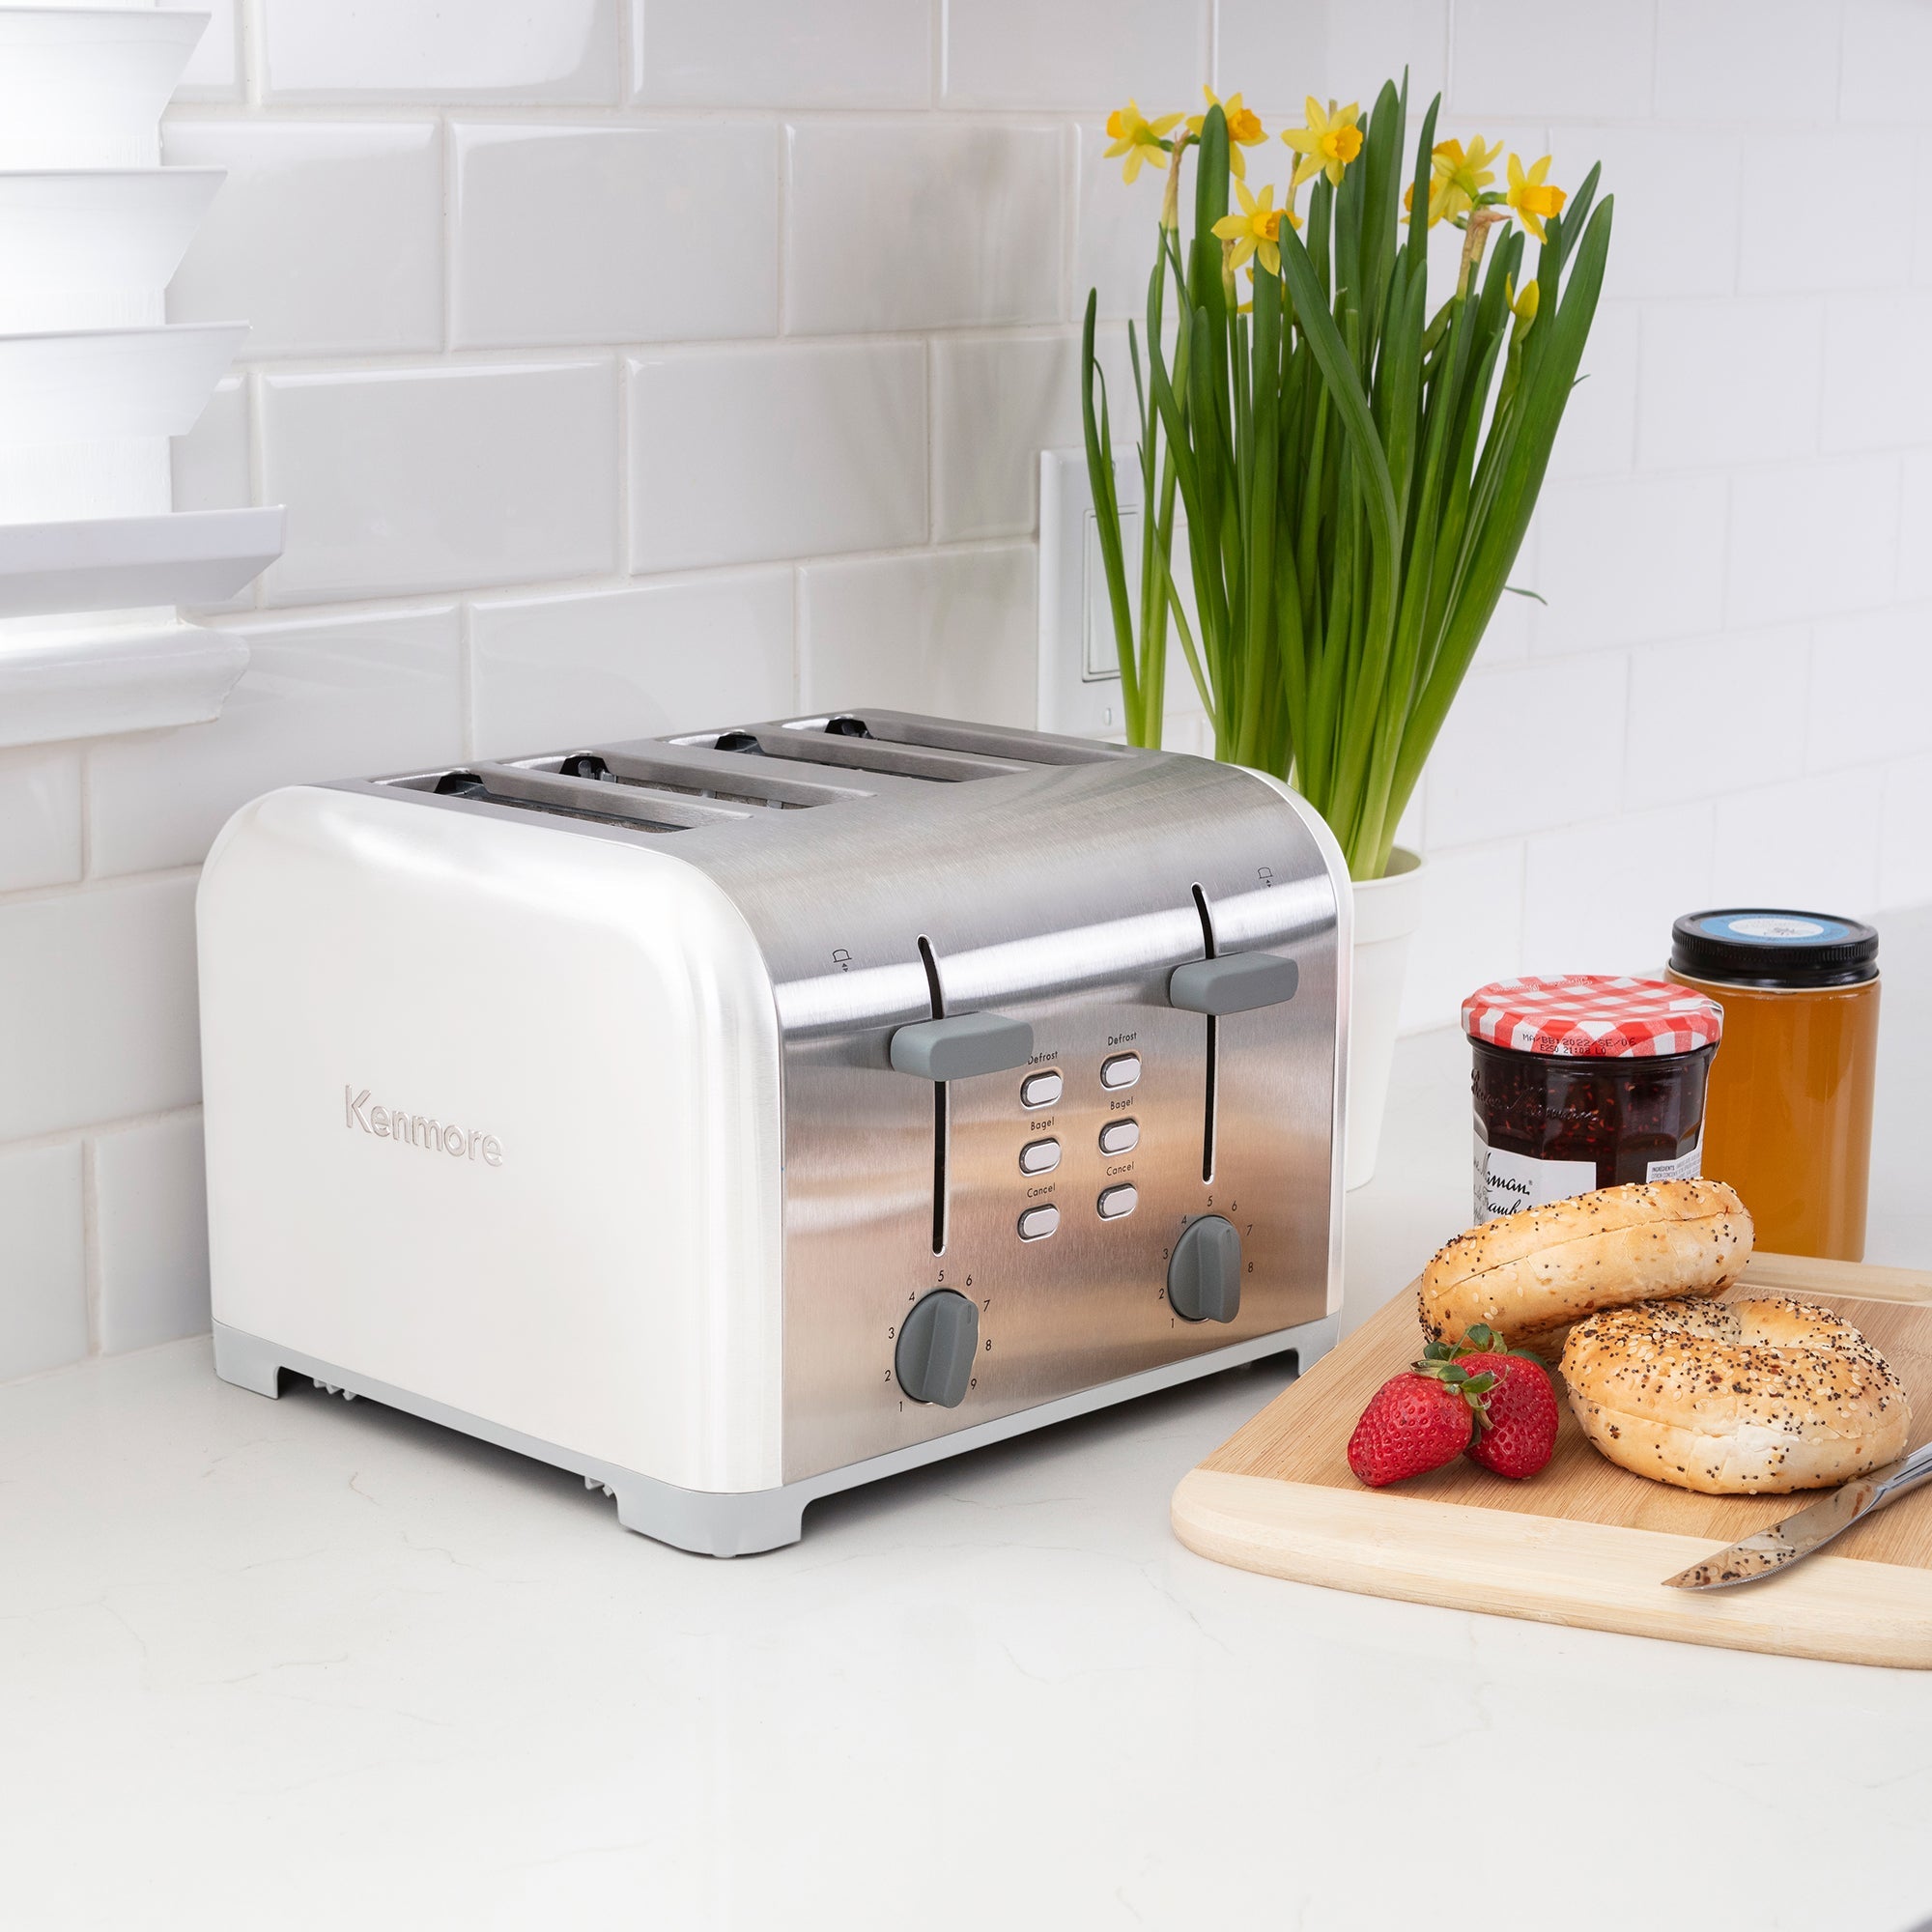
(1420, 135), (1503, 228)
(1104, 99), (1182, 185)
(1187, 86), (1267, 179)
(1210, 179), (1295, 278)
(1505, 152), (1567, 242)
(1282, 97), (1363, 188)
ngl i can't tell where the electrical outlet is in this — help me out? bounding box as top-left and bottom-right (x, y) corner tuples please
(1037, 448), (1204, 744)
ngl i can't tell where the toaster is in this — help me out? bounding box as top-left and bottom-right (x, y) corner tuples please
(198, 710), (1349, 1554)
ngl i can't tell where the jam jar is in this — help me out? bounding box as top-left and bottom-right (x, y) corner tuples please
(1463, 976), (1724, 1225)
(1665, 908), (1880, 1262)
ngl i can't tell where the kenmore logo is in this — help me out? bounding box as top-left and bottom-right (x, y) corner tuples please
(345, 1086), (502, 1167)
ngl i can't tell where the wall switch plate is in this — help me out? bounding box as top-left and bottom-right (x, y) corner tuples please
(1037, 447), (1205, 744)
(1037, 447), (1128, 738)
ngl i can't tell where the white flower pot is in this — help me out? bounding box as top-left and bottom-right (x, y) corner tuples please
(1346, 846), (1428, 1190)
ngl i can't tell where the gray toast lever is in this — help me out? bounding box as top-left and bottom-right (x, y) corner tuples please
(890, 1012), (1035, 1080)
(1168, 952), (1298, 1016)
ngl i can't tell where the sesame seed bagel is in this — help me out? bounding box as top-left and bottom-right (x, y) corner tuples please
(1418, 1179), (1752, 1354)
(1559, 1294), (1910, 1493)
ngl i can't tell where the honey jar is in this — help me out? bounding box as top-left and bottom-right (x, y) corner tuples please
(1665, 909), (1880, 1262)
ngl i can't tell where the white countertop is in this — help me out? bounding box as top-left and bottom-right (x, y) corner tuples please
(8, 918), (1932, 1931)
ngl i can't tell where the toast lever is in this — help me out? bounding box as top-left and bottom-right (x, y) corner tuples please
(890, 1012), (1034, 1080)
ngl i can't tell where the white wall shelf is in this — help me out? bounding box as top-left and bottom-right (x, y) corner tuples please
(0, 4), (274, 749)
(0, 167), (222, 299)
(0, 9), (208, 167)
(0, 506), (285, 617)
(0, 322), (247, 440)
(0, 615), (246, 750)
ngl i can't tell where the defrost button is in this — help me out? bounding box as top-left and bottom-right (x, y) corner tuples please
(1020, 1069), (1063, 1109)
(1099, 1053), (1142, 1091)
(1018, 1204), (1060, 1241)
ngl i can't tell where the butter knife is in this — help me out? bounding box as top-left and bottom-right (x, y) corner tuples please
(1663, 1439), (1932, 1590)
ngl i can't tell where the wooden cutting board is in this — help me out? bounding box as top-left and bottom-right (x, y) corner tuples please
(1171, 1254), (1932, 1668)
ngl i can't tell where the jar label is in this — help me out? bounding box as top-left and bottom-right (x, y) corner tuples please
(1474, 1137), (1597, 1223)
(1645, 1136), (1703, 1183)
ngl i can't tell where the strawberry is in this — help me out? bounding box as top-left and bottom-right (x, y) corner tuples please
(1346, 1359), (1494, 1488)
(1440, 1323), (1560, 1480)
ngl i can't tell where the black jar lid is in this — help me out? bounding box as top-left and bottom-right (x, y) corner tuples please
(1670, 908), (1879, 989)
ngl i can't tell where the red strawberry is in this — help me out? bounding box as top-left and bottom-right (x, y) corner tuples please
(1346, 1360), (1494, 1488)
(1443, 1324), (1560, 1480)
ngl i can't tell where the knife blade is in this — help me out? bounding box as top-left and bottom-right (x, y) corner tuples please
(1663, 1439), (1932, 1590)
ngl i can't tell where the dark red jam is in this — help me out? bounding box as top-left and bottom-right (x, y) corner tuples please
(1471, 1038), (1713, 1194)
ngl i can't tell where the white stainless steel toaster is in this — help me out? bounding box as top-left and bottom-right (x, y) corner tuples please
(198, 710), (1349, 1554)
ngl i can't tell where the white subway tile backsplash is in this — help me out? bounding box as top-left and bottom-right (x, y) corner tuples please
(1841, 0), (1932, 123)
(1712, 769), (1885, 914)
(1213, 0), (1449, 117)
(1547, 300), (1637, 481)
(1654, 1), (1841, 122)
(1740, 128), (1915, 296)
(1072, 120), (1174, 324)
(452, 122), (779, 349)
(469, 571), (794, 755)
(1728, 456), (1900, 628)
(0, 749), (82, 893)
(628, 342), (925, 571)
(1808, 604), (1932, 771)
(1395, 839), (1525, 1034)
(260, 0), (621, 102)
(785, 121), (1063, 335)
(943, 0), (1207, 110)
(87, 605), (464, 878)
(801, 546), (1037, 726)
(932, 329), (1126, 543)
(0, 877), (201, 1141)
(1532, 475), (1728, 653)
(1900, 452), (1932, 601)
(1540, 125), (1741, 302)
(631, 0), (932, 107)
(1879, 753), (1932, 907)
(164, 0), (242, 104)
(0, 1142), (86, 1382)
(1824, 293), (1932, 452)
(261, 359), (618, 603)
(1636, 298), (1825, 470)
(1522, 803), (1717, 977)
(1626, 626), (1809, 807)
(163, 120), (442, 357)
(1449, 0), (1653, 119)
(1425, 653), (1630, 847)
(93, 1113), (210, 1354)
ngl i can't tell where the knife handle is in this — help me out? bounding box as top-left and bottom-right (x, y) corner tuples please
(1874, 1439), (1932, 1508)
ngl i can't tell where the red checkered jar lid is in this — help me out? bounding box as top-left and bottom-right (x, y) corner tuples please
(1462, 974), (1723, 1058)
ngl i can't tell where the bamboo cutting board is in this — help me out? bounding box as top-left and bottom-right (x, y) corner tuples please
(1171, 1254), (1932, 1668)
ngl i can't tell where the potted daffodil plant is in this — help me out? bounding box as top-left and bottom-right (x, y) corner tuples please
(1084, 78), (1610, 1182)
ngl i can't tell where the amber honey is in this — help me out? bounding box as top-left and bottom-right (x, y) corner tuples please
(1667, 909), (1881, 1263)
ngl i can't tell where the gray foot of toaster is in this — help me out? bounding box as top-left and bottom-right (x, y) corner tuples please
(212, 1313), (1339, 1559)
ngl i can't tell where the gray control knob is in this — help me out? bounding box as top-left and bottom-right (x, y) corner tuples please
(895, 1290), (980, 1406)
(1168, 1215), (1241, 1322)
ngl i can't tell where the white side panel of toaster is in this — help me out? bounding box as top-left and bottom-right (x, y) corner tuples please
(197, 786), (786, 1493)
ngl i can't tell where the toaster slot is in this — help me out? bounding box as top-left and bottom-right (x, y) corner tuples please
(779, 710), (1130, 769)
(1192, 885), (1219, 1184)
(396, 764), (747, 833)
(518, 747), (864, 810)
(671, 721), (1033, 784)
(918, 935), (948, 1255)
